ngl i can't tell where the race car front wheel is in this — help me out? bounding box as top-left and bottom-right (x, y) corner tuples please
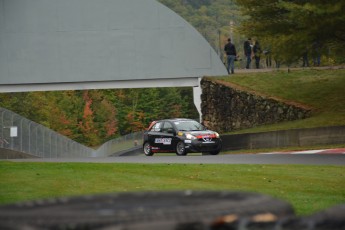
(176, 141), (187, 156)
(209, 150), (220, 155)
(143, 142), (154, 156)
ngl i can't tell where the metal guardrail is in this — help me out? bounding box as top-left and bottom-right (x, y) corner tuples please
(94, 132), (144, 157)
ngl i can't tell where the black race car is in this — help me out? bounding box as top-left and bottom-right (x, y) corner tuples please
(142, 118), (222, 156)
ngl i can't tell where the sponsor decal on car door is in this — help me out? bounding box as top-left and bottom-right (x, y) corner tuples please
(155, 138), (172, 145)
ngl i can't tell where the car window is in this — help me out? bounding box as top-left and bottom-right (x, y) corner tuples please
(173, 120), (205, 131)
(150, 122), (162, 132)
(161, 122), (174, 133)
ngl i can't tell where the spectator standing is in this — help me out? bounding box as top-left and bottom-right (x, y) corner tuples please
(224, 38), (237, 74)
(302, 47), (309, 67)
(253, 40), (262, 69)
(312, 41), (321, 66)
(275, 59), (281, 69)
(263, 44), (272, 68)
(243, 38), (252, 69)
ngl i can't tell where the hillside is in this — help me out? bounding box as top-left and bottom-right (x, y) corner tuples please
(215, 68), (345, 134)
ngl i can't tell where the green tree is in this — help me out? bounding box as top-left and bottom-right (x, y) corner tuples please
(45, 91), (85, 142)
(235, 0), (345, 64)
(78, 91), (99, 146)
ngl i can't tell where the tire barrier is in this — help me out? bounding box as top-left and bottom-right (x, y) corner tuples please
(0, 191), (344, 230)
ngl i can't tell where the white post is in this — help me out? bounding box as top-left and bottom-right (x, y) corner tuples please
(193, 77), (202, 122)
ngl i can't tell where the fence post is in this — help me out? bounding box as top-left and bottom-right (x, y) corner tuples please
(20, 118), (24, 152)
(0, 110), (4, 148)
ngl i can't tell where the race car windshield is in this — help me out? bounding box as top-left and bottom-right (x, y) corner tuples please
(174, 120), (205, 131)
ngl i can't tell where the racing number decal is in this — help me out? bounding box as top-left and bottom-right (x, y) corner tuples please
(155, 138), (172, 145)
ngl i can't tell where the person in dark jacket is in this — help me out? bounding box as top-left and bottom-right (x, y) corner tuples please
(243, 38), (252, 69)
(253, 40), (262, 69)
(302, 47), (309, 67)
(224, 38), (237, 74)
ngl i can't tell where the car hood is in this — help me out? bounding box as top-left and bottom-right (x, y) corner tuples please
(184, 130), (218, 138)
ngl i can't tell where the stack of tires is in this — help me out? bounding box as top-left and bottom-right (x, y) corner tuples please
(0, 191), (344, 230)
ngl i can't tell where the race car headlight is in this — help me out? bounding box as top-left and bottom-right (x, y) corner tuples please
(186, 133), (196, 140)
(215, 132), (220, 138)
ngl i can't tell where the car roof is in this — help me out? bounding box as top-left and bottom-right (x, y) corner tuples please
(157, 118), (196, 122)
(146, 118), (198, 130)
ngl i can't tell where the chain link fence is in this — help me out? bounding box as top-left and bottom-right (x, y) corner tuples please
(0, 107), (93, 158)
(0, 107), (143, 158)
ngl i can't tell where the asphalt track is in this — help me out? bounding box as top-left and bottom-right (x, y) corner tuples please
(8, 149), (345, 165)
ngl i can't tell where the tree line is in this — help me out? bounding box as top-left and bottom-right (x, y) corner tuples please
(233, 0), (345, 65)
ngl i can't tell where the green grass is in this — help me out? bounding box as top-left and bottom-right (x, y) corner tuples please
(216, 68), (345, 134)
(0, 162), (344, 216)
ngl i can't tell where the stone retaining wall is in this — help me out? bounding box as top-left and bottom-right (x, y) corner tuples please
(201, 78), (312, 133)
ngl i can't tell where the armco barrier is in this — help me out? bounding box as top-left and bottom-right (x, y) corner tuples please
(0, 148), (38, 159)
(94, 132), (144, 157)
(221, 126), (345, 151)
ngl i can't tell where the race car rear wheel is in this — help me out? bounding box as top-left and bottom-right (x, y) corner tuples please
(143, 142), (154, 156)
(176, 141), (187, 156)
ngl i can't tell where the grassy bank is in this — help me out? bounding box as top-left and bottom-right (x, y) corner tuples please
(216, 68), (345, 134)
(0, 162), (344, 216)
